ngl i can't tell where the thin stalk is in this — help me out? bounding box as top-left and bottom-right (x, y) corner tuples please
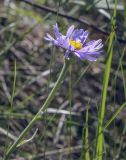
(84, 108), (90, 160)
(95, 31), (114, 160)
(95, 0), (117, 159)
(11, 60), (17, 108)
(5, 59), (70, 160)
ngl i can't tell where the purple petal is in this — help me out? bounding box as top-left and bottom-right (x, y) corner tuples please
(74, 51), (97, 61)
(90, 39), (103, 51)
(71, 29), (88, 43)
(77, 49), (102, 55)
(71, 29), (79, 40)
(79, 39), (103, 53)
(92, 39), (102, 46)
(53, 23), (62, 38)
(86, 40), (96, 46)
(53, 36), (70, 50)
(44, 33), (54, 41)
(66, 25), (74, 38)
(77, 46), (90, 52)
(74, 52), (81, 58)
(81, 30), (88, 43)
(44, 37), (51, 41)
(62, 37), (70, 49)
(85, 39), (103, 49)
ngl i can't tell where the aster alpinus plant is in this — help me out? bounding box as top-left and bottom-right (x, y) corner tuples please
(5, 23), (103, 160)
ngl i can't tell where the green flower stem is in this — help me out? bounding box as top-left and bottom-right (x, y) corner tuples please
(5, 59), (70, 160)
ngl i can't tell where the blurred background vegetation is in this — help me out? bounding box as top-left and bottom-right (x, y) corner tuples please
(0, 0), (126, 159)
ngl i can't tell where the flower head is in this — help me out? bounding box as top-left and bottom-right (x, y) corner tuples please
(45, 23), (103, 61)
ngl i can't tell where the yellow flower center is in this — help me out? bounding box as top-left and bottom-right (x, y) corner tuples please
(69, 39), (82, 50)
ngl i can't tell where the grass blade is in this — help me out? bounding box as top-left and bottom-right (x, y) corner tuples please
(95, 0), (117, 159)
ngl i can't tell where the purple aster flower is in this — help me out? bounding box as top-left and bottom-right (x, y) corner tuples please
(45, 23), (103, 61)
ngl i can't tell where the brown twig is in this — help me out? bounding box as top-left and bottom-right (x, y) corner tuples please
(16, 0), (126, 43)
